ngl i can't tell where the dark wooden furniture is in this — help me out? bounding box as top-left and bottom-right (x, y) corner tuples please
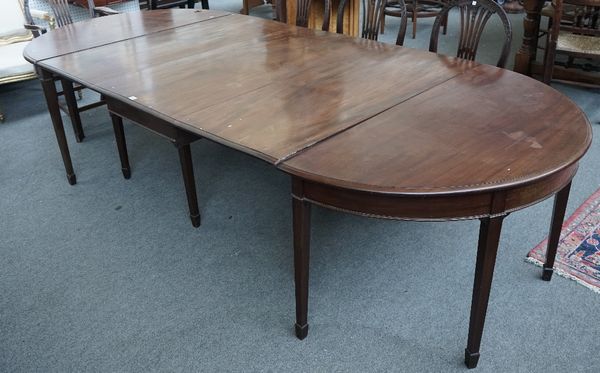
(383, 0), (447, 39)
(338, 0), (407, 44)
(26, 1), (207, 226)
(429, 0), (512, 68)
(279, 0), (360, 35)
(242, 0), (275, 17)
(275, 0), (332, 29)
(514, 0), (600, 84)
(502, 0), (524, 14)
(24, 10), (592, 369)
(23, 0), (117, 143)
(542, 0), (600, 85)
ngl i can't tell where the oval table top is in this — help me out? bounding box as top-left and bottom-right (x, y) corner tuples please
(279, 64), (592, 195)
(25, 10), (592, 198)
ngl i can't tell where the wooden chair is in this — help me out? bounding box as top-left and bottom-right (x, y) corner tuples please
(542, 0), (600, 85)
(242, 0), (275, 18)
(429, 0), (512, 68)
(382, 0), (447, 39)
(338, 0), (408, 44)
(539, 1), (581, 46)
(274, 0), (331, 30)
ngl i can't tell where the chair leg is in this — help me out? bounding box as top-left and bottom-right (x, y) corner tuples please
(412, 11), (417, 39)
(110, 113), (131, 179)
(177, 144), (201, 228)
(542, 39), (556, 84)
(60, 78), (85, 143)
(380, 13), (385, 34)
(201, 0), (209, 9)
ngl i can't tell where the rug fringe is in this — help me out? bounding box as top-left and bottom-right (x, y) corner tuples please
(525, 257), (600, 294)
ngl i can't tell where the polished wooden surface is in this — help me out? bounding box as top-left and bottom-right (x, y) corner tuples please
(30, 14), (477, 163)
(280, 64), (590, 195)
(24, 9), (230, 62)
(25, 10), (592, 369)
(29, 12), (590, 174)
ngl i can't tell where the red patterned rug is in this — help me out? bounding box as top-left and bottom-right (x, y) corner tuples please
(527, 187), (600, 293)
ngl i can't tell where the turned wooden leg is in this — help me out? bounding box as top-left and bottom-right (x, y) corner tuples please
(514, 0), (544, 75)
(542, 182), (571, 281)
(177, 144), (201, 228)
(292, 178), (311, 340)
(465, 216), (504, 369)
(60, 78), (85, 143)
(412, 10), (417, 39)
(110, 113), (131, 179)
(40, 69), (76, 185)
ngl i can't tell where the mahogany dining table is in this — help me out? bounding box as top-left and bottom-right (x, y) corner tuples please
(24, 9), (592, 369)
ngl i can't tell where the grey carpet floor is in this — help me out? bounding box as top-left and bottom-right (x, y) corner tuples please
(1, 3), (600, 372)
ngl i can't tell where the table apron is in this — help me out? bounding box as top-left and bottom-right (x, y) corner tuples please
(106, 97), (200, 146)
(291, 163), (579, 221)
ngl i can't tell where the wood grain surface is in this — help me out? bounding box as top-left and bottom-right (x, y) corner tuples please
(280, 64), (591, 194)
(26, 9), (592, 198)
(24, 9), (230, 62)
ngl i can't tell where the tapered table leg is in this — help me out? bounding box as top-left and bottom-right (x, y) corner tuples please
(292, 179), (311, 340)
(542, 182), (572, 281)
(465, 216), (504, 369)
(60, 78), (85, 143)
(110, 113), (131, 179)
(40, 69), (76, 185)
(177, 144), (201, 228)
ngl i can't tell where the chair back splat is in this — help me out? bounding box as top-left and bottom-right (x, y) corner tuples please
(338, 0), (408, 44)
(429, 0), (512, 68)
(384, 0), (447, 40)
(296, 0), (313, 27)
(46, 0), (74, 27)
(275, 0), (331, 31)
